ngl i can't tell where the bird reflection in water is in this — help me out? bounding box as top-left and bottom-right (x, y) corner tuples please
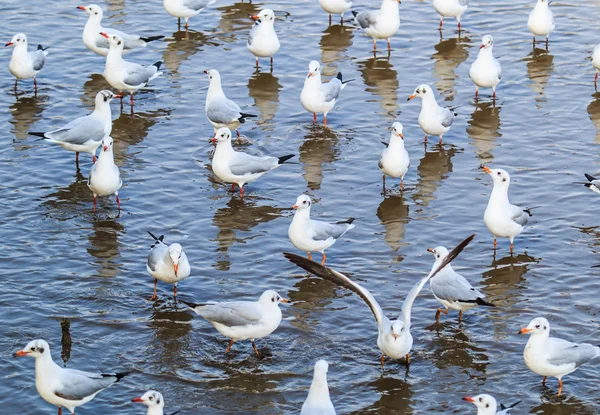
(163, 30), (210, 76)
(9, 94), (49, 142)
(320, 23), (354, 68)
(467, 101), (502, 166)
(357, 54), (398, 116)
(287, 276), (340, 332)
(112, 108), (172, 157)
(427, 325), (489, 378)
(525, 48), (554, 104)
(40, 169), (89, 219)
(432, 34), (471, 103)
(87, 215), (124, 278)
(60, 318), (72, 366)
(247, 70), (282, 126)
(81, 74), (111, 107)
(411, 145), (460, 208)
(376, 196), (410, 252)
(217, 1), (261, 43)
(299, 125), (341, 190)
(587, 92), (600, 143)
(147, 306), (194, 368)
(358, 376), (414, 413)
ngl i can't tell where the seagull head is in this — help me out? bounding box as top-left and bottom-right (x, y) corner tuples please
(480, 165), (510, 187)
(292, 194), (312, 211)
(391, 122), (404, 139)
(252, 9), (275, 23)
(427, 246), (450, 268)
(168, 243), (184, 276)
(100, 32), (124, 49)
(390, 320), (405, 340)
(480, 35), (494, 50)
(520, 317), (550, 336)
(78, 4), (103, 20)
(307, 61), (321, 79)
(259, 290), (290, 306)
(5, 33), (26, 48)
(463, 394), (497, 413)
(211, 127), (232, 144)
(101, 136), (114, 152)
(132, 391), (165, 410)
(14, 339), (50, 358)
(96, 90), (122, 106)
(313, 360), (329, 376)
(204, 69), (221, 84)
(407, 84), (431, 101)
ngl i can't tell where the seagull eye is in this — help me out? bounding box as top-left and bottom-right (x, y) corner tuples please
(271, 297), (275, 302)
(535, 324), (540, 328)
(485, 404), (489, 408)
(497, 172), (501, 176)
(149, 396), (153, 401)
(479, 398), (483, 402)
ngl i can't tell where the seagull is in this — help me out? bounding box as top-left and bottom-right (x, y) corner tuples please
(481, 166), (531, 253)
(205, 69), (257, 137)
(78, 4), (164, 57)
(29, 90), (120, 164)
(5, 33), (48, 92)
(146, 231), (191, 301)
(132, 391), (180, 415)
(288, 194), (355, 265)
(300, 61), (352, 127)
(285, 234), (474, 369)
(527, 0), (554, 48)
(519, 317), (600, 396)
(582, 173), (600, 194)
(427, 246), (494, 323)
(463, 394), (521, 415)
(163, 0), (216, 29)
(351, 0), (401, 52)
(248, 9), (280, 68)
(319, 0), (352, 25)
(181, 290), (290, 358)
(14, 339), (128, 415)
(433, 0), (469, 30)
(88, 136), (122, 211)
(593, 45), (600, 86)
(379, 122), (409, 191)
(407, 84), (454, 144)
(469, 35), (501, 100)
(210, 127), (294, 197)
(301, 360), (336, 415)
(101, 33), (163, 106)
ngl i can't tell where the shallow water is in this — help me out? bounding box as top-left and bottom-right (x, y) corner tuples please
(2, 0), (600, 413)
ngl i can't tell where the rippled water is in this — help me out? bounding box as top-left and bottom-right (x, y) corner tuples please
(2, 0), (600, 413)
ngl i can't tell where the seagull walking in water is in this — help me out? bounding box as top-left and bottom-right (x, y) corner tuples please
(469, 35), (501, 100)
(88, 136), (122, 211)
(408, 84), (454, 144)
(352, 0), (401, 52)
(433, 0), (469, 31)
(527, 0), (554, 49)
(379, 122), (409, 191)
(247, 9), (280, 68)
(146, 231), (191, 301)
(6, 33), (48, 92)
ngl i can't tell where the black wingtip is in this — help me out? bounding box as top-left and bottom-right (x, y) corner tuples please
(584, 183), (593, 189)
(336, 217), (355, 225)
(351, 10), (358, 17)
(475, 297), (495, 307)
(523, 208), (533, 217)
(503, 400), (521, 410)
(153, 61), (163, 70)
(180, 300), (201, 309)
(141, 35), (165, 42)
(28, 132), (47, 138)
(278, 154), (295, 164)
(239, 112), (258, 119)
(37, 44), (49, 51)
(585, 173), (597, 182)
(109, 372), (129, 382)
(336, 72), (343, 82)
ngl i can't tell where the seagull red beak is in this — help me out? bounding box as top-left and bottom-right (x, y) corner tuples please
(173, 263), (178, 276)
(292, 204), (299, 209)
(100, 32), (109, 39)
(5, 42), (13, 47)
(14, 350), (28, 357)
(481, 165), (492, 174)
(204, 70), (209, 74)
(113, 94), (122, 99)
(463, 396), (474, 402)
(480, 44), (485, 49)
(77, 5), (86, 10)
(103, 145), (109, 151)
(308, 72), (313, 78)
(407, 94), (416, 100)
(251, 14), (260, 20)
(519, 327), (531, 334)
(131, 397), (144, 403)
(280, 298), (291, 303)
(427, 248), (434, 253)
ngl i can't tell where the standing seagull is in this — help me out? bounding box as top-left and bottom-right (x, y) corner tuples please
(469, 35), (502, 100)
(320, 0), (352, 25)
(181, 290), (290, 358)
(300, 61), (351, 127)
(6, 33), (48, 92)
(101, 33), (163, 106)
(205, 69), (257, 137)
(210, 127), (294, 197)
(427, 245), (494, 323)
(288, 194), (355, 265)
(407, 84), (454, 144)
(352, 0), (401, 53)
(29, 90), (120, 164)
(88, 136), (122, 211)
(527, 0), (554, 49)
(14, 339), (128, 415)
(132, 391), (175, 415)
(463, 395), (520, 415)
(520, 317), (600, 396)
(247, 9), (280, 68)
(146, 231), (191, 301)
(78, 4), (164, 57)
(284, 234), (474, 369)
(163, 0), (216, 29)
(301, 360), (336, 415)
(379, 122), (409, 191)
(481, 166), (531, 253)
(433, 0), (469, 31)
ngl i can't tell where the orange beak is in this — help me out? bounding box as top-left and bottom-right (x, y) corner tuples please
(481, 166), (492, 174)
(393, 334), (399, 339)
(5, 42), (13, 47)
(292, 204), (298, 209)
(427, 248), (434, 253)
(407, 94), (416, 100)
(397, 0), (401, 3)
(519, 327), (531, 334)
(308, 72), (313, 78)
(398, 132), (404, 139)
(77, 5), (86, 10)
(100, 32), (109, 39)
(103, 145), (109, 151)
(173, 263), (178, 276)
(463, 396), (474, 402)
(131, 397), (144, 403)
(14, 350), (28, 357)
(280, 298), (291, 303)
(210, 137), (217, 143)
(251, 14), (260, 20)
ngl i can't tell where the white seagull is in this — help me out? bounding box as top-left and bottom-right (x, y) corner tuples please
(481, 166), (532, 253)
(5, 33), (48, 91)
(29, 90), (120, 164)
(181, 290), (290, 358)
(301, 360), (336, 415)
(520, 317), (600, 396)
(101, 32), (163, 106)
(132, 391), (175, 415)
(288, 194), (355, 265)
(320, 0), (352, 25)
(300, 60), (352, 127)
(433, 0), (469, 30)
(205, 69), (257, 137)
(210, 127), (294, 197)
(408, 84), (454, 144)
(469, 35), (502, 100)
(284, 234), (474, 369)
(582, 173), (600, 194)
(351, 0), (401, 52)
(247, 9), (280, 68)
(163, 0), (216, 29)
(14, 339), (128, 415)
(527, 0), (554, 48)
(146, 231), (191, 301)
(592, 45), (600, 86)
(463, 394), (521, 415)
(88, 136), (122, 211)
(78, 4), (164, 57)
(379, 121), (409, 191)
(427, 245), (494, 323)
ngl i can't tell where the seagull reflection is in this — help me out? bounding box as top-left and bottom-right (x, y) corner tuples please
(9, 94), (49, 141)
(428, 325), (489, 376)
(217, 1), (261, 42)
(357, 376), (414, 413)
(531, 392), (597, 413)
(587, 93), (600, 143)
(163, 30), (210, 75)
(147, 307), (194, 365)
(357, 54), (398, 116)
(376, 196), (409, 252)
(411, 145), (460, 207)
(481, 252), (538, 297)
(40, 169), (89, 218)
(525, 48), (554, 103)
(432, 34), (471, 102)
(467, 101), (501, 165)
(299, 126), (341, 190)
(87, 215), (124, 278)
(112, 108), (171, 158)
(247, 70), (282, 126)
(287, 276), (340, 332)
(81, 74), (111, 107)
(320, 24), (353, 67)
